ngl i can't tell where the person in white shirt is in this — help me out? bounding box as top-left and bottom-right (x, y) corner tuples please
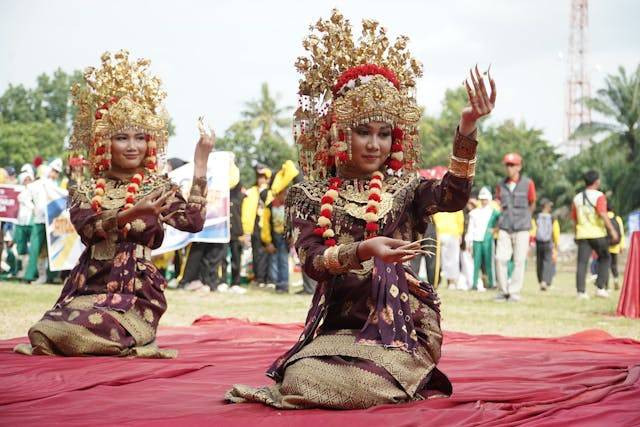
(465, 187), (500, 291)
(14, 168), (35, 277)
(23, 160), (63, 283)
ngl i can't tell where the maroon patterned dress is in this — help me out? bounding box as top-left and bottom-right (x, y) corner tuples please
(227, 129), (477, 408)
(15, 174), (207, 358)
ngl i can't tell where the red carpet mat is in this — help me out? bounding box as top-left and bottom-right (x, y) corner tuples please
(1, 317), (639, 427)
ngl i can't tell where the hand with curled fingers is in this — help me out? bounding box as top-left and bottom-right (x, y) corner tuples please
(195, 117), (216, 169)
(356, 236), (428, 264)
(460, 64), (497, 135)
(129, 188), (177, 222)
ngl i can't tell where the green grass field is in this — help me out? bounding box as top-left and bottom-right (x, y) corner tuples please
(1, 264), (637, 341)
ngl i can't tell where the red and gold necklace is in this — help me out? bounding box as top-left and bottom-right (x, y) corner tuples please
(314, 171), (385, 246)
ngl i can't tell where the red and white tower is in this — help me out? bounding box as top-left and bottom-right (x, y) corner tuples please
(565, 0), (591, 156)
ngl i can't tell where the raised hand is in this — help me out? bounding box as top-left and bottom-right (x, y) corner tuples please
(194, 116), (216, 168)
(462, 65), (497, 126)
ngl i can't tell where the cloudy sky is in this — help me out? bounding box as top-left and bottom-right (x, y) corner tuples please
(1, 0), (638, 159)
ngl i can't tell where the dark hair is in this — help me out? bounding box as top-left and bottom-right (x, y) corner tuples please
(583, 170), (599, 186)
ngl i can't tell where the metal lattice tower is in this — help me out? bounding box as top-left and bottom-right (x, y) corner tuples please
(565, 0), (591, 156)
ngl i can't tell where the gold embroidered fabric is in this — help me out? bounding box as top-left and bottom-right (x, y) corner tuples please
(452, 126), (478, 159)
(72, 174), (176, 210)
(448, 155), (477, 178)
(285, 332), (435, 397)
(15, 295), (176, 359)
(226, 357), (409, 410)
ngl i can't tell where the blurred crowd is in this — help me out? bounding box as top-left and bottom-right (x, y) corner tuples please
(0, 151), (630, 299)
(0, 155), (315, 296)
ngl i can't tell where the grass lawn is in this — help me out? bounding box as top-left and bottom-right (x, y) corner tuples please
(1, 265), (638, 341)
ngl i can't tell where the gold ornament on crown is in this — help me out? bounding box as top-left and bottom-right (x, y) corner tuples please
(293, 9), (424, 180)
(70, 50), (169, 176)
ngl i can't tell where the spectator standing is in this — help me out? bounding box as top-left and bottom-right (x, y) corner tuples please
(571, 170), (619, 299)
(466, 187), (500, 291)
(433, 210), (464, 288)
(14, 168), (35, 277)
(494, 152), (536, 302)
(23, 159), (63, 283)
(225, 161), (247, 292)
(534, 198), (560, 291)
(262, 160), (300, 294)
(241, 164), (271, 286)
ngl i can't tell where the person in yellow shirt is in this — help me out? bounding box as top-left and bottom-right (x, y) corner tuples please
(571, 170), (619, 299)
(241, 164), (272, 286)
(433, 210), (464, 288)
(261, 160), (300, 293)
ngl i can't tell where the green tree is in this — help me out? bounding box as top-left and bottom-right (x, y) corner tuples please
(418, 87), (570, 217)
(216, 121), (260, 186)
(418, 87), (471, 168)
(567, 64), (640, 215)
(0, 68), (83, 128)
(242, 83), (292, 141)
(477, 120), (569, 209)
(560, 138), (640, 216)
(223, 82), (297, 185)
(0, 84), (46, 123)
(0, 121), (66, 168)
(574, 64), (640, 160)
(0, 69), (85, 168)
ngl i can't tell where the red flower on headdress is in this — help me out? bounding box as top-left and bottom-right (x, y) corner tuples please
(333, 64), (400, 95)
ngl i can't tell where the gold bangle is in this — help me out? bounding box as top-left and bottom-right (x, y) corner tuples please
(448, 155), (477, 178)
(323, 245), (342, 273)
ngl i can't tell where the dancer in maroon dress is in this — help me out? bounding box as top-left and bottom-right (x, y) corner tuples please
(15, 50), (215, 357)
(227, 10), (496, 408)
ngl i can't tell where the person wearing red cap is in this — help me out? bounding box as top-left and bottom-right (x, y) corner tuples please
(494, 152), (536, 301)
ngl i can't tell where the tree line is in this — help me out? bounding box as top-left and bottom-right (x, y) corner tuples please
(1, 65), (638, 221)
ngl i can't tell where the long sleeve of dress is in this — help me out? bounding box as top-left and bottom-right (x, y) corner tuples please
(161, 176), (208, 233)
(70, 203), (119, 246)
(286, 185), (361, 283)
(412, 127), (477, 232)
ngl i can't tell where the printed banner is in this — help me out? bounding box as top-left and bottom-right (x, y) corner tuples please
(0, 184), (23, 223)
(42, 151), (232, 269)
(44, 182), (84, 271)
(152, 151), (231, 255)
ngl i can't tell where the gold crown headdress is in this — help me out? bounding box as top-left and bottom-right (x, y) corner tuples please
(294, 9), (424, 180)
(70, 50), (168, 176)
